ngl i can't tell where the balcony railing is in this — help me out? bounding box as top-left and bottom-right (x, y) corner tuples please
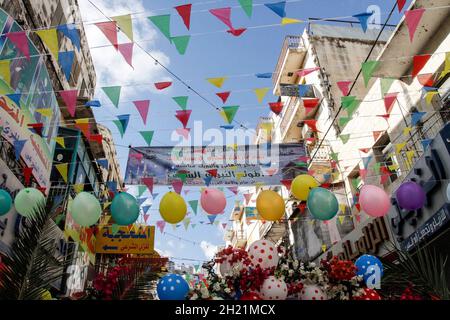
(273, 35), (306, 87)
(307, 143), (333, 165)
(279, 97), (299, 138)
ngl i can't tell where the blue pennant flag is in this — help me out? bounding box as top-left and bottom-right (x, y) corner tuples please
(106, 181), (117, 193)
(117, 114), (130, 133)
(353, 12), (374, 33)
(85, 100), (101, 108)
(58, 51), (74, 81)
(6, 93), (22, 107)
(255, 73), (272, 79)
(323, 173), (331, 182)
(264, 1), (286, 18)
(411, 112), (426, 126)
(57, 24), (80, 51)
(422, 86), (438, 92)
(97, 159), (109, 169)
(142, 205), (151, 214)
(421, 139), (432, 151)
(220, 125), (234, 130)
(152, 193), (159, 199)
(203, 176), (212, 187)
(362, 155), (372, 169)
(14, 139), (27, 161)
(298, 84), (312, 97)
(137, 197), (147, 206)
(207, 214), (217, 224)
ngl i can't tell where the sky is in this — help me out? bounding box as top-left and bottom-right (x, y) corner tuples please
(78, 0), (405, 267)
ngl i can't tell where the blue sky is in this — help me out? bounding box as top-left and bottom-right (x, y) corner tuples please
(78, 0), (405, 266)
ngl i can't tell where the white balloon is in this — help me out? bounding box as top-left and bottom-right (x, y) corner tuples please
(260, 276), (287, 300)
(247, 239), (279, 269)
(299, 284), (327, 300)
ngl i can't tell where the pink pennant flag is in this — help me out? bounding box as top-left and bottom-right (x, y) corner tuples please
(143, 214), (150, 223)
(227, 186), (238, 195)
(337, 81), (352, 96)
(118, 42), (134, 67)
(209, 8), (233, 29)
(175, 110), (192, 128)
(171, 179), (183, 194)
(95, 21), (118, 49)
(243, 193), (252, 204)
(297, 67), (320, 77)
(174, 4), (192, 30)
(384, 92), (398, 114)
(156, 220), (166, 233)
(6, 32), (30, 60)
(133, 100), (150, 125)
(227, 28), (247, 36)
(221, 223), (227, 229)
(405, 8), (425, 42)
(359, 168), (368, 181)
(141, 177), (154, 195)
(216, 92), (231, 103)
(60, 89), (78, 117)
(175, 128), (191, 139)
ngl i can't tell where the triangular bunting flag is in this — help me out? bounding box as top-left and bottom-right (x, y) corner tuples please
(175, 110), (192, 128)
(337, 81), (352, 96)
(183, 218), (191, 230)
(222, 106), (239, 124)
(148, 15), (171, 41)
(280, 179), (292, 190)
(264, 1), (286, 18)
(171, 179), (183, 194)
(304, 119), (319, 132)
(113, 114), (130, 138)
(58, 51), (74, 81)
(207, 77), (227, 88)
(417, 73), (434, 87)
(55, 163), (69, 183)
(339, 117), (351, 127)
(302, 98), (320, 109)
(28, 123), (44, 137)
(172, 96), (188, 110)
(6, 32), (30, 59)
(6, 93), (21, 107)
(102, 86), (121, 108)
(362, 61), (380, 87)
(255, 73), (272, 79)
(141, 177), (154, 195)
(243, 193), (252, 204)
(154, 81), (172, 90)
(0, 60), (11, 85)
(395, 142), (407, 154)
(112, 14), (133, 41)
(340, 134), (350, 144)
(117, 42), (134, 67)
(373, 130), (384, 141)
(384, 92), (398, 114)
(238, 0), (253, 17)
(203, 176), (212, 187)
(60, 89), (78, 117)
(228, 186), (238, 195)
(216, 91), (231, 104)
(281, 17), (302, 25)
(35, 108), (53, 117)
(209, 8), (233, 29)
(133, 100), (150, 125)
(380, 77), (395, 95)
(14, 139), (27, 161)
(421, 139), (432, 151)
(94, 21), (118, 49)
(269, 102), (283, 115)
(353, 12), (373, 33)
(139, 131), (154, 146)
(227, 28), (247, 37)
(73, 183), (84, 194)
(411, 111), (426, 126)
(171, 35), (190, 55)
(156, 220), (166, 233)
(57, 24), (80, 50)
(254, 87), (270, 103)
(54, 137), (65, 149)
(405, 8), (425, 42)
(36, 28), (59, 60)
(207, 214), (217, 224)
(175, 4), (192, 30)
(188, 200), (198, 214)
(397, 0), (406, 12)
(412, 54), (431, 78)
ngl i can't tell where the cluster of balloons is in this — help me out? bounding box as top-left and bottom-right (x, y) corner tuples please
(0, 188), (46, 218)
(156, 273), (190, 300)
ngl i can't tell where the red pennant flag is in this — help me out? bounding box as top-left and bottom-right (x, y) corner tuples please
(171, 179), (183, 194)
(330, 160), (337, 169)
(337, 81), (352, 96)
(95, 21), (118, 49)
(143, 214), (150, 223)
(355, 203), (361, 212)
(23, 167), (33, 186)
(304, 119), (319, 132)
(302, 98), (320, 109)
(174, 4), (192, 30)
(373, 130), (384, 142)
(280, 179), (292, 190)
(141, 177), (154, 194)
(206, 169), (218, 177)
(216, 91), (231, 103)
(417, 73), (434, 87)
(60, 89), (78, 117)
(269, 102), (283, 115)
(28, 123), (44, 137)
(90, 134), (103, 144)
(37, 186), (46, 195)
(359, 168), (368, 181)
(384, 92), (398, 114)
(117, 42), (134, 68)
(359, 148), (371, 153)
(321, 183), (331, 189)
(380, 172), (390, 184)
(355, 214), (361, 223)
(243, 193), (252, 204)
(209, 8), (233, 29)
(377, 114), (391, 121)
(405, 8), (425, 42)
(154, 81), (172, 90)
(298, 203), (306, 214)
(175, 110), (192, 128)
(412, 54), (431, 78)
(397, 0), (406, 12)
(227, 28), (247, 36)
(6, 32), (30, 60)
(75, 121), (91, 139)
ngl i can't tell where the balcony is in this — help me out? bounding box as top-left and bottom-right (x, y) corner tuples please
(307, 142), (333, 166)
(273, 35), (307, 95)
(231, 229), (247, 249)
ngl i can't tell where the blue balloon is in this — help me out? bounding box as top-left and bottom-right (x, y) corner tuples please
(355, 254), (384, 283)
(157, 274), (189, 300)
(110, 192), (139, 226)
(0, 189), (13, 216)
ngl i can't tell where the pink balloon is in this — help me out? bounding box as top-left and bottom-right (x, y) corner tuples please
(200, 188), (226, 214)
(359, 185), (391, 217)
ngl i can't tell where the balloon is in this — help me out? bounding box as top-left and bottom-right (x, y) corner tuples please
(240, 292), (262, 300)
(291, 174), (319, 201)
(299, 284), (328, 300)
(110, 192), (139, 226)
(0, 189), (13, 216)
(157, 274), (189, 300)
(256, 190), (285, 221)
(359, 185), (390, 217)
(353, 288), (382, 300)
(200, 188), (226, 214)
(247, 239), (279, 269)
(396, 181), (426, 210)
(71, 192), (102, 227)
(355, 254), (384, 284)
(446, 183), (450, 202)
(14, 188), (45, 218)
(307, 187), (339, 220)
(159, 191), (187, 224)
(260, 276), (287, 300)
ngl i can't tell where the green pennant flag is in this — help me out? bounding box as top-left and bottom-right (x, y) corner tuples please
(330, 152), (339, 162)
(362, 60), (380, 87)
(112, 224), (120, 235)
(339, 116), (351, 127)
(239, 0), (253, 17)
(176, 172), (187, 183)
(295, 162), (308, 167)
(340, 134), (350, 144)
(351, 177), (361, 190)
(148, 15), (171, 41)
(139, 131), (154, 146)
(373, 162), (381, 174)
(113, 120), (125, 138)
(171, 35), (190, 55)
(380, 77), (395, 96)
(188, 200), (198, 214)
(173, 96), (189, 109)
(341, 96), (360, 117)
(55, 214), (64, 225)
(138, 185), (147, 197)
(346, 100), (360, 117)
(102, 86), (121, 108)
(222, 106), (239, 124)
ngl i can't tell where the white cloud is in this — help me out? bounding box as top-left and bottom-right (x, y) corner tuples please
(155, 248), (173, 258)
(200, 241), (218, 260)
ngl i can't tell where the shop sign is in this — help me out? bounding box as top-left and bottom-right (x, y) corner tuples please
(95, 225), (155, 254)
(244, 207), (259, 220)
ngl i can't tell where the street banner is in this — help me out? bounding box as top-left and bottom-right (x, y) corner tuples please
(124, 143), (307, 186)
(95, 225), (155, 254)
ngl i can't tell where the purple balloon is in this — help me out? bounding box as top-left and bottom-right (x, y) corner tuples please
(396, 181), (426, 210)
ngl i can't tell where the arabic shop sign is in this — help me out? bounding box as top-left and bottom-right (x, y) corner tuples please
(388, 123), (450, 251)
(95, 225), (155, 254)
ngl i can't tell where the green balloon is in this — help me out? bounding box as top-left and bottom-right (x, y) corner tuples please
(111, 192), (139, 226)
(307, 187), (339, 221)
(71, 192), (102, 227)
(0, 189), (13, 216)
(14, 188), (46, 218)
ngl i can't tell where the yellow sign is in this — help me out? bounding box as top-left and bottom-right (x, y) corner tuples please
(95, 225), (155, 254)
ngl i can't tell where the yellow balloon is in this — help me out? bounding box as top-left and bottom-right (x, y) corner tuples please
(256, 190), (285, 221)
(159, 191), (187, 224)
(291, 174), (319, 201)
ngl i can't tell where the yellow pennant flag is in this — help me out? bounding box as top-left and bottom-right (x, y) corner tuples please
(439, 52), (450, 79)
(406, 150), (415, 164)
(339, 204), (346, 213)
(101, 215), (111, 225)
(395, 142), (406, 154)
(103, 201), (111, 210)
(73, 183), (84, 194)
(0, 60), (11, 85)
(55, 163), (68, 183)
(332, 172), (340, 181)
(54, 136), (65, 148)
(207, 77), (227, 88)
(388, 164), (400, 171)
(321, 244), (327, 252)
(425, 91), (439, 105)
(403, 127), (412, 136)
(112, 14), (133, 41)
(36, 28), (59, 61)
(338, 216), (345, 224)
(254, 87), (270, 103)
(236, 172), (245, 181)
(36, 108), (53, 117)
(281, 17), (302, 25)
(219, 110), (228, 122)
(75, 118), (90, 124)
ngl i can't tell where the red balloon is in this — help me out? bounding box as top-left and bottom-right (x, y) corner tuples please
(240, 292), (262, 300)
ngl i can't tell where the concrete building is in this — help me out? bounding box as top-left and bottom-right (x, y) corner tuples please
(97, 123), (123, 188)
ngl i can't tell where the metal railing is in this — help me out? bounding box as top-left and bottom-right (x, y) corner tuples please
(279, 97), (299, 138)
(307, 142), (332, 164)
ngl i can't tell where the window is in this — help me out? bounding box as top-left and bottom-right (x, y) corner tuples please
(372, 133), (400, 185)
